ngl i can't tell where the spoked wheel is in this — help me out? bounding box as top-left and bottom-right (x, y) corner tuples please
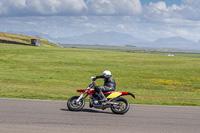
(111, 97), (130, 114)
(67, 96), (85, 111)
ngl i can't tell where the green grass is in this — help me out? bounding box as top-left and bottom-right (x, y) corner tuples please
(0, 43), (200, 106)
(175, 53), (200, 58)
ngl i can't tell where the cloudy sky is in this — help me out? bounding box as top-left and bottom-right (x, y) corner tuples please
(0, 0), (200, 42)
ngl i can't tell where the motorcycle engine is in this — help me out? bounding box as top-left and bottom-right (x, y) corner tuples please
(94, 100), (99, 105)
(91, 95), (100, 105)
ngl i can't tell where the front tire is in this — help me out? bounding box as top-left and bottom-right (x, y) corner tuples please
(111, 97), (130, 114)
(67, 96), (85, 111)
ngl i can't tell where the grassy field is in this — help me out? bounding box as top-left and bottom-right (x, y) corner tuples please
(0, 43), (200, 106)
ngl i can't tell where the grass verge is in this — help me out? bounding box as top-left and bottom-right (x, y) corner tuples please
(0, 43), (200, 106)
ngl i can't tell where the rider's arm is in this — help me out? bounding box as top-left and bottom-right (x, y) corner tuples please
(92, 75), (106, 81)
(95, 75), (111, 79)
(95, 75), (105, 79)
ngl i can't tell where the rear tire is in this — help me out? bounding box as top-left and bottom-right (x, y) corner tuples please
(67, 96), (85, 111)
(111, 97), (130, 114)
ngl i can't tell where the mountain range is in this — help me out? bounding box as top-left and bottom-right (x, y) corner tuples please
(51, 31), (200, 50)
(6, 30), (200, 50)
(52, 31), (144, 45)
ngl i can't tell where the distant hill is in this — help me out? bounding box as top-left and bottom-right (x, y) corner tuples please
(153, 36), (200, 50)
(130, 36), (200, 50)
(53, 31), (143, 45)
(154, 36), (194, 44)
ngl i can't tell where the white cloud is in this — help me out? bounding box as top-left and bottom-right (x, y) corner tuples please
(0, 0), (87, 16)
(143, 1), (184, 22)
(150, 1), (167, 10)
(143, 0), (200, 22)
(0, 0), (143, 16)
(1, 0), (200, 21)
(117, 24), (126, 29)
(83, 23), (97, 28)
(177, 2), (200, 20)
(0, 1), (7, 14)
(26, 21), (37, 25)
(1, 0), (200, 42)
(182, 0), (200, 7)
(86, 0), (142, 15)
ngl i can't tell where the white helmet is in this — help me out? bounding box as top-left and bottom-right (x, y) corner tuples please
(102, 70), (111, 76)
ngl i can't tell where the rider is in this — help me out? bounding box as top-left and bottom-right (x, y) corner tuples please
(93, 70), (116, 102)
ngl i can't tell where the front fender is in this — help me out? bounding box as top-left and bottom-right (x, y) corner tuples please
(77, 89), (85, 93)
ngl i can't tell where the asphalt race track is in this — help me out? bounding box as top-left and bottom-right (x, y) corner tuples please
(0, 98), (200, 133)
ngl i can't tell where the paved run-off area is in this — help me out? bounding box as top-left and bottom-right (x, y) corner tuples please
(0, 98), (200, 133)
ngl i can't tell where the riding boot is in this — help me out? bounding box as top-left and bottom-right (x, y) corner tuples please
(99, 91), (107, 102)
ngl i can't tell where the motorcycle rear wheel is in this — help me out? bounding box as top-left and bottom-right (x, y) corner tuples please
(67, 96), (85, 111)
(111, 97), (130, 114)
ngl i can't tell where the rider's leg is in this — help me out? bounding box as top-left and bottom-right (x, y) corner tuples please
(94, 86), (107, 102)
(99, 90), (107, 102)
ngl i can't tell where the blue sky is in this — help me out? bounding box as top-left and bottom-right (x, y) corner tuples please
(0, 0), (200, 42)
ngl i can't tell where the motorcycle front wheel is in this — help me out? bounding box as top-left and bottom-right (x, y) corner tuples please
(111, 97), (130, 114)
(67, 96), (85, 111)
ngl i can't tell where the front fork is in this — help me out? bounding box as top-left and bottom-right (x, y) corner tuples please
(76, 92), (88, 103)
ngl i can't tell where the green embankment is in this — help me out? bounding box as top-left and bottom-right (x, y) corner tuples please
(0, 32), (57, 47)
(0, 43), (200, 106)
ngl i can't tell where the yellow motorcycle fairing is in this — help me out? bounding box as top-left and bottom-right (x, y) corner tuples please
(107, 92), (122, 98)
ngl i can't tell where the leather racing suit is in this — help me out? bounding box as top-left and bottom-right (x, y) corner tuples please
(94, 75), (116, 98)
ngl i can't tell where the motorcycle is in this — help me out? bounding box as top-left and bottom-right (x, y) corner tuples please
(67, 77), (135, 114)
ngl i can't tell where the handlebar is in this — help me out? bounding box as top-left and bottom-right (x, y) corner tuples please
(90, 76), (96, 81)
